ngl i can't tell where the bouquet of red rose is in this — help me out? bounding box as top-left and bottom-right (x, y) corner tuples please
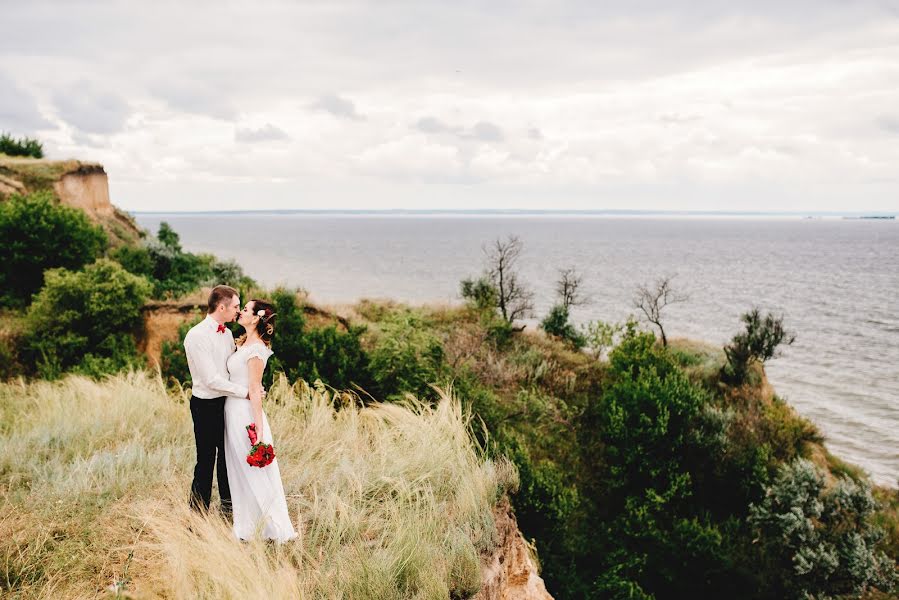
(245, 423), (275, 468)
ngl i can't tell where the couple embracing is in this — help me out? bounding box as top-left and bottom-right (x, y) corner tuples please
(183, 284), (297, 543)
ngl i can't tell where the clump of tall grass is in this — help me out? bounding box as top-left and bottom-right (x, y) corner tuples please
(0, 372), (516, 599)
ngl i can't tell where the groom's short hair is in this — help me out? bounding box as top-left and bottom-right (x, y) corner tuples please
(207, 285), (239, 313)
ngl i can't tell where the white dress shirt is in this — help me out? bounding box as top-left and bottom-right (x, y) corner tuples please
(183, 314), (249, 399)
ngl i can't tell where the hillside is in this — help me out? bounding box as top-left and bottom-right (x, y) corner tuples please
(0, 154), (141, 246)
(0, 372), (553, 599)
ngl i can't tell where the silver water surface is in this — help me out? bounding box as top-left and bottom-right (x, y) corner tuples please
(136, 214), (899, 486)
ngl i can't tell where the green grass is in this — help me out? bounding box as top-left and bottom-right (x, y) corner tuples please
(0, 372), (516, 598)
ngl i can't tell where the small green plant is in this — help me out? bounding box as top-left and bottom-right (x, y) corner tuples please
(540, 305), (585, 348)
(460, 276), (498, 311)
(0, 132), (43, 158)
(581, 319), (627, 359)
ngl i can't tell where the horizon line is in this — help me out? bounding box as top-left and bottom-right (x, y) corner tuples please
(131, 208), (899, 217)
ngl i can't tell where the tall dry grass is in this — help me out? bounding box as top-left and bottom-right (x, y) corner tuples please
(0, 372), (517, 599)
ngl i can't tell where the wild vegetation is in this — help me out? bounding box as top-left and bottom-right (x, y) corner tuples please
(0, 373), (515, 598)
(0, 132), (43, 158)
(0, 183), (896, 599)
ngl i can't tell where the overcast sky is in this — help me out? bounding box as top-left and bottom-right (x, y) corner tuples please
(2, 1), (898, 212)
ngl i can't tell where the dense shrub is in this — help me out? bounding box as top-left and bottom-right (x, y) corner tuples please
(540, 304), (585, 349)
(369, 310), (446, 401)
(0, 132), (43, 158)
(113, 222), (255, 299)
(748, 458), (897, 599)
(460, 276), (498, 311)
(0, 192), (107, 307)
(23, 259), (151, 378)
(577, 329), (731, 599)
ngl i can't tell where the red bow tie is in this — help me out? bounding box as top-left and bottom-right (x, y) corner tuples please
(216, 323), (226, 334)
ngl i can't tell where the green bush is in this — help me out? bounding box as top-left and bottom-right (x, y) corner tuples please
(748, 458), (897, 599)
(540, 304), (585, 349)
(460, 276), (498, 311)
(113, 222), (255, 299)
(0, 192), (107, 307)
(722, 309), (795, 385)
(577, 329), (731, 598)
(0, 132), (43, 158)
(23, 259), (152, 377)
(369, 310), (446, 401)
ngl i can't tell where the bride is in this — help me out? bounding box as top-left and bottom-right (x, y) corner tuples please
(223, 298), (298, 543)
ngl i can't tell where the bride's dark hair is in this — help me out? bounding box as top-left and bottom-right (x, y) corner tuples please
(238, 299), (277, 347)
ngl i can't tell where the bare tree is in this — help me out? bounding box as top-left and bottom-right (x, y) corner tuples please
(556, 267), (589, 310)
(484, 235), (534, 325)
(633, 276), (688, 346)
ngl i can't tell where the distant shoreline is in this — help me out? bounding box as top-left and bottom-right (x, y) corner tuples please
(132, 208), (899, 218)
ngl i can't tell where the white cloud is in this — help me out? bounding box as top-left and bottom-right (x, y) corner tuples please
(0, 1), (897, 211)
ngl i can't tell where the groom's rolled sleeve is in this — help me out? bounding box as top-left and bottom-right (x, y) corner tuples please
(188, 336), (249, 399)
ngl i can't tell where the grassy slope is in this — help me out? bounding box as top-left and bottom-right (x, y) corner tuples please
(344, 300), (899, 577)
(0, 372), (516, 599)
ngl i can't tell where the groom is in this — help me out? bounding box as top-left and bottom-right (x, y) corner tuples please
(184, 285), (250, 519)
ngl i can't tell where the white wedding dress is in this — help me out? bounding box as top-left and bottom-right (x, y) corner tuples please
(223, 342), (297, 543)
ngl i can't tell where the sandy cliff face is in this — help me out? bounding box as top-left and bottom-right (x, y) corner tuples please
(53, 164), (114, 217)
(475, 495), (554, 600)
(0, 156), (141, 245)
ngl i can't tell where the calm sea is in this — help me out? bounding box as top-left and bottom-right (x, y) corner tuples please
(135, 213), (899, 487)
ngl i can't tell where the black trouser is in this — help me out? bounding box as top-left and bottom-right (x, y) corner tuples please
(189, 395), (231, 515)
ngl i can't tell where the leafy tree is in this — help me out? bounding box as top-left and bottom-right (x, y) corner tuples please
(0, 132), (43, 158)
(748, 458), (897, 599)
(23, 259), (152, 377)
(722, 308), (795, 385)
(0, 192), (107, 307)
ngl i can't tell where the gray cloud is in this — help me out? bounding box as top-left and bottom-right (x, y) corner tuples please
(311, 94), (364, 120)
(876, 116), (899, 135)
(414, 117), (504, 142)
(469, 121), (504, 142)
(150, 77), (236, 121)
(53, 81), (130, 134)
(235, 123), (290, 143)
(0, 72), (53, 133)
(528, 127), (544, 140)
(415, 116), (458, 134)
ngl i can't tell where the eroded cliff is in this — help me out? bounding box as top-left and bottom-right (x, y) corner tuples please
(0, 155), (141, 245)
